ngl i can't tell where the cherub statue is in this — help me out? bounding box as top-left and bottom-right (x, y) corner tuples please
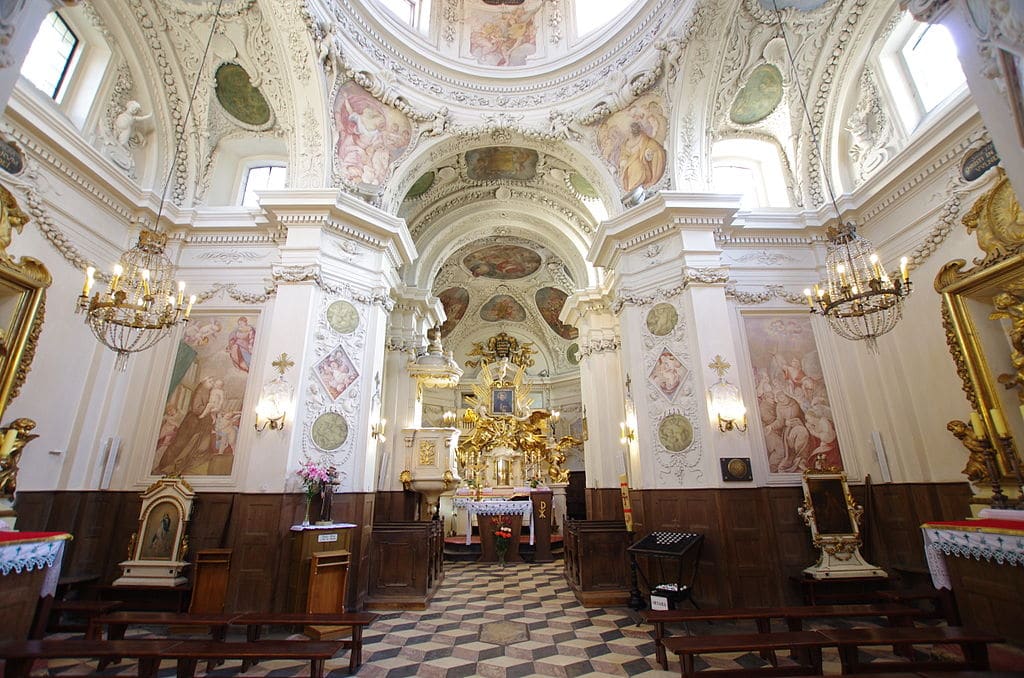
(113, 100), (151, 148)
(947, 419), (991, 482)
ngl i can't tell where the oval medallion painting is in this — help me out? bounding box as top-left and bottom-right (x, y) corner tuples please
(214, 63), (272, 126)
(480, 295), (527, 322)
(463, 244), (542, 280)
(658, 414), (694, 452)
(311, 412), (348, 451)
(567, 343), (580, 365)
(729, 64), (784, 125)
(646, 303), (678, 336)
(326, 301), (359, 334)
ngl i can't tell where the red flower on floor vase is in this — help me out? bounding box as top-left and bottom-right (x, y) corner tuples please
(493, 515), (514, 565)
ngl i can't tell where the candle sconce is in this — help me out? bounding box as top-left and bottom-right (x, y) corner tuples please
(254, 353), (293, 432)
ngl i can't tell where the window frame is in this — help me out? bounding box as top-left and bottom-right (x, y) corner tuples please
(22, 11), (81, 102)
(237, 162), (288, 208)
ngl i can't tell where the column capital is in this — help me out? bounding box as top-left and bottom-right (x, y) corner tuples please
(589, 192), (740, 270)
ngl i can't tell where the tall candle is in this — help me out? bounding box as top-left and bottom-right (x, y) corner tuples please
(0, 429), (17, 459)
(990, 408), (1009, 437)
(899, 256), (909, 282)
(82, 266), (95, 296)
(804, 289), (813, 309)
(185, 294), (196, 319)
(970, 412), (985, 438)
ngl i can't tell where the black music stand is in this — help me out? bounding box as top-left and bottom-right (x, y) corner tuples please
(627, 532), (704, 611)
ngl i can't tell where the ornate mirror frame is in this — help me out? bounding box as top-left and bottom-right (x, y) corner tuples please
(936, 169), (1024, 497)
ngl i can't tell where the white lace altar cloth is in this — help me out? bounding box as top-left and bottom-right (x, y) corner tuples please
(453, 498), (533, 546)
(920, 517), (1024, 589)
(0, 531), (71, 596)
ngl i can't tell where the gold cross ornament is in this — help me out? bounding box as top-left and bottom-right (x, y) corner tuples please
(708, 354), (731, 377)
(272, 352), (294, 375)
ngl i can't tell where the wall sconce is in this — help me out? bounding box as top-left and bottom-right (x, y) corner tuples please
(707, 355), (747, 433)
(371, 419), (387, 444)
(441, 410), (457, 427)
(620, 421), (636, 445)
(254, 353), (294, 432)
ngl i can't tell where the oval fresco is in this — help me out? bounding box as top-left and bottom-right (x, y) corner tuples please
(405, 171), (434, 199)
(730, 64), (784, 125)
(480, 295), (527, 322)
(438, 287), (470, 337)
(311, 411), (348, 451)
(659, 414), (694, 453)
(466, 147), (538, 182)
(214, 63), (272, 126)
(646, 303), (678, 336)
(535, 287), (578, 340)
(567, 343), (580, 365)
(463, 244), (542, 280)
(569, 172), (598, 199)
(334, 80), (412, 187)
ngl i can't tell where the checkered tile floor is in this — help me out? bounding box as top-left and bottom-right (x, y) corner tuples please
(31, 561), (1024, 676)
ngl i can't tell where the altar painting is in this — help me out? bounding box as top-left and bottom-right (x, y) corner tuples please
(152, 315), (257, 476)
(333, 81), (412, 186)
(466, 1), (541, 67)
(596, 94), (668, 192)
(743, 315), (842, 474)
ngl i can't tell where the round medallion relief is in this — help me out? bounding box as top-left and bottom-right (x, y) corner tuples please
(311, 412), (348, 451)
(727, 458), (749, 478)
(326, 301), (359, 334)
(646, 303), (678, 336)
(658, 414), (694, 453)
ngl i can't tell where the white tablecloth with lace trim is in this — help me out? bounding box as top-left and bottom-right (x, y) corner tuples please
(920, 517), (1024, 590)
(453, 499), (533, 546)
(0, 531), (71, 596)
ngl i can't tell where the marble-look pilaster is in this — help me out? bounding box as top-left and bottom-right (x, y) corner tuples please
(589, 193), (750, 489)
(254, 190), (415, 494)
(562, 288), (627, 489)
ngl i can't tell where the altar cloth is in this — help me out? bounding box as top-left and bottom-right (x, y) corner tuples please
(0, 531), (71, 596)
(920, 517), (1024, 589)
(453, 498), (533, 546)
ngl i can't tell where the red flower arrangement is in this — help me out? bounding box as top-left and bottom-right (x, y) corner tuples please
(492, 515), (514, 564)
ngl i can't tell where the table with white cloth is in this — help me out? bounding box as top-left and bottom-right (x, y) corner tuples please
(0, 530), (71, 640)
(920, 512), (1024, 643)
(453, 498), (534, 546)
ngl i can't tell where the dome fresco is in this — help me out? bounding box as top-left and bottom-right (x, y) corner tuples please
(214, 63), (271, 126)
(535, 287), (578, 340)
(463, 244), (543, 280)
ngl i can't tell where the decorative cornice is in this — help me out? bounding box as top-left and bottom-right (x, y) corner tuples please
(578, 337), (620, 359)
(725, 283), (805, 306)
(193, 283), (276, 305)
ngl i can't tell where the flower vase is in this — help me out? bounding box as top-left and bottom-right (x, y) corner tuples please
(317, 484), (334, 525)
(302, 496), (312, 527)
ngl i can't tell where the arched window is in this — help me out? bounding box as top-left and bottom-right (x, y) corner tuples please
(879, 14), (966, 133)
(573, 0), (634, 37)
(711, 139), (791, 210)
(374, 0), (431, 33)
(21, 13), (80, 101)
(239, 164), (287, 207)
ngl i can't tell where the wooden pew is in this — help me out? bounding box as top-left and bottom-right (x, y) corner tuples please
(0, 639), (181, 678)
(818, 626), (1004, 673)
(644, 603), (921, 670)
(232, 611), (378, 674)
(662, 630), (827, 677)
(167, 639), (344, 678)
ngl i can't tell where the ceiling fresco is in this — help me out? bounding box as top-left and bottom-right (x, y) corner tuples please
(480, 294), (528, 322)
(465, 1), (543, 67)
(463, 244), (543, 279)
(596, 93), (669, 192)
(535, 287), (578, 340)
(333, 80), (412, 187)
(214, 63), (271, 127)
(438, 287), (470, 337)
(465, 147), (539, 182)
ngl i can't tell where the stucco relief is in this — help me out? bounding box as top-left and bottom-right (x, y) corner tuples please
(846, 67), (895, 186)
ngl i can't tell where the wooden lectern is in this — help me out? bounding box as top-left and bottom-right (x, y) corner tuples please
(304, 549), (350, 640)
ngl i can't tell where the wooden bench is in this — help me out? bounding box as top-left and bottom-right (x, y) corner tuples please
(0, 638), (345, 678)
(45, 599), (122, 633)
(662, 630), (826, 677)
(88, 610), (238, 670)
(0, 639), (181, 678)
(232, 611), (378, 674)
(645, 603), (921, 670)
(818, 626), (1004, 674)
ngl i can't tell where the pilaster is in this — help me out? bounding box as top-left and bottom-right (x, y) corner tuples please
(254, 190), (415, 494)
(590, 192), (749, 489)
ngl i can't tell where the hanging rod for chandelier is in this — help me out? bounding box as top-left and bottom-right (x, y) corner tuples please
(769, 0), (913, 352)
(75, 0), (226, 370)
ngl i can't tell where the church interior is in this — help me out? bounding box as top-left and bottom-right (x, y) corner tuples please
(2, 0), (1024, 673)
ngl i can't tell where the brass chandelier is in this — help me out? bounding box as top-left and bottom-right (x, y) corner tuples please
(769, 1), (912, 351)
(75, 0), (225, 370)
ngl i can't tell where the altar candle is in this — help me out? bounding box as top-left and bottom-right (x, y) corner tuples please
(82, 266), (95, 296)
(0, 429), (17, 459)
(970, 412), (985, 438)
(990, 408), (1009, 437)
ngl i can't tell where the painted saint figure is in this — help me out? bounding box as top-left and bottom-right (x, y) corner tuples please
(226, 317), (255, 372)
